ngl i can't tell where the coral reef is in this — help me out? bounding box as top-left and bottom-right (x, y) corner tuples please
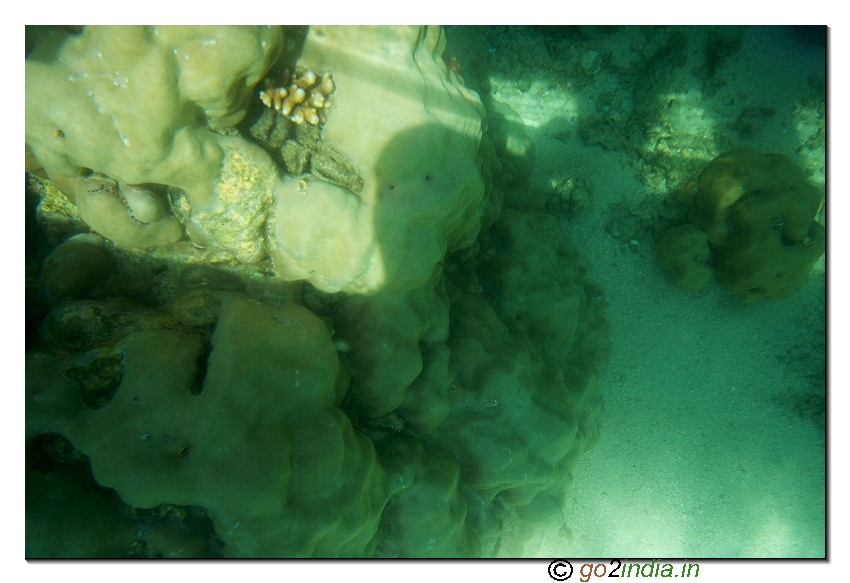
(656, 149), (824, 300)
(26, 25), (610, 558)
(27, 25), (488, 295)
(28, 297), (388, 557)
(26, 25), (282, 223)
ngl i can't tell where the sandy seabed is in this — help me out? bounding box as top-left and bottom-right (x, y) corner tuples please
(445, 25), (826, 558)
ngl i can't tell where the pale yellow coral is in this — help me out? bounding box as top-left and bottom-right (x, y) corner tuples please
(259, 79), (289, 111)
(281, 86), (306, 115)
(259, 68), (334, 126)
(295, 69), (318, 88)
(318, 72), (335, 95)
(26, 25), (283, 249)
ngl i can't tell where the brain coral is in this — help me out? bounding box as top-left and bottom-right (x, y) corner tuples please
(26, 25), (610, 558)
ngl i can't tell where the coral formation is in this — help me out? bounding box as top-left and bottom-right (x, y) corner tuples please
(26, 25), (610, 558)
(26, 433), (225, 558)
(656, 149), (824, 300)
(28, 297), (388, 557)
(41, 233), (113, 304)
(26, 25), (282, 211)
(26, 25), (488, 295)
(269, 26), (486, 294)
(259, 69), (334, 125)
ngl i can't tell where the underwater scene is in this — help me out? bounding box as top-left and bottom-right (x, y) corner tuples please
(24, 25), (826, 558)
